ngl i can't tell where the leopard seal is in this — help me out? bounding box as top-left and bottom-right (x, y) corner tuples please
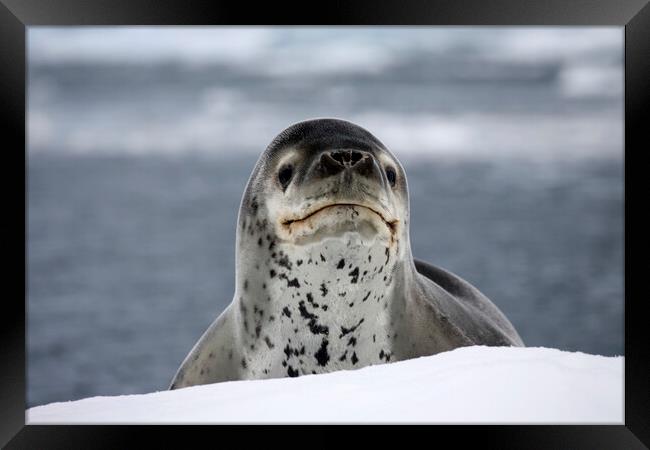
(170, 118), (523, 389)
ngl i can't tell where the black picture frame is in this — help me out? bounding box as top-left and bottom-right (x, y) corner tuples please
(2, 0), (648, 447)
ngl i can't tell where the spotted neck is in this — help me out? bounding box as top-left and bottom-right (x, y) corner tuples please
(234, 222), (405, 379)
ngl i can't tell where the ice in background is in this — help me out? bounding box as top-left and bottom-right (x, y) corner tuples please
(27, 27), (624, 407)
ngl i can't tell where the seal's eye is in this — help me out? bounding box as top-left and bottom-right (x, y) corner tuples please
(385, 167), (397, 187)
(278, 165), (293, 189)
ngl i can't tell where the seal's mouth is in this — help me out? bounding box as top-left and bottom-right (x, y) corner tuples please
(280, 203), (398, 242)
(283, 203), (396, 231)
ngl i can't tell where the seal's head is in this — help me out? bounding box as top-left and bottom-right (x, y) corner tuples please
(239, 118), (410, 257)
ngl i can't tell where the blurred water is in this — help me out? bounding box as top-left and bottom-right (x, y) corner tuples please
(28, 28), (623, 159)
(27, 28), (623, 407)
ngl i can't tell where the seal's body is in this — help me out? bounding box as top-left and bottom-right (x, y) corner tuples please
(170, 118), (523, 389)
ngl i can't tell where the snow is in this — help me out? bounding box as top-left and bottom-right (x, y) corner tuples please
(27, 346), (623, 424)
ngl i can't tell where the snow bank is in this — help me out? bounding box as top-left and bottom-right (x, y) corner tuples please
(27, 346), (623, 424)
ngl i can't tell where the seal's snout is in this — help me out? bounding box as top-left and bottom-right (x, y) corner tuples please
(318, 149), (381, 182)
(323, 150), (362, 167)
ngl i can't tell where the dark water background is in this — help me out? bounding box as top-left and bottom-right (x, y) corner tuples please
(27, 28), (623, 407)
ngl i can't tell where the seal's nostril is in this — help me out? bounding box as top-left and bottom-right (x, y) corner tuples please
(330, 151), (348, 165)
(320, 152), (345, 176)
(350, 151), (363, 165)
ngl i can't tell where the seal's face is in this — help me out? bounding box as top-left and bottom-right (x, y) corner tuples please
(243, 119), (409, 254)
(267, 145), (405, 247)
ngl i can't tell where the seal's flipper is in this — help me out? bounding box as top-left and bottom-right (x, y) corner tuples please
(169, 303), (242, 389)
(414, 258), (479, 300)
(414, 257), (524, 347)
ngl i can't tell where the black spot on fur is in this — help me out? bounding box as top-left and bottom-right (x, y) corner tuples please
(347, 336), (357, 347)
(269, 240), (276, 251)
(287, 366), (299, 377)
(349, 267), (359, 283)
(282, 306), (292, 318)
(339, 318), (365, 338)
(255, 324), (261, 339)
(297, 259), (303, 266)
(320, 283), (328, 297)
(320, 253), (326, 262)
(278, 254), (292, 270)
(257, 237), (263, 246)
(314, 339), (330, 366)
(241, 358), (247, 369)
(351, 352), (359, 365)
(337, 259), (345, 269)
(362, 291), (371, 302)
(298, 301), (329, 335)
(270, 269), (277, 278)
(306, 292), (319, 308)
(287, 277), (301, 288)
(284, 344), (293, 359)
(339, 351), (348, 361)
(264, 336), (275, 349)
